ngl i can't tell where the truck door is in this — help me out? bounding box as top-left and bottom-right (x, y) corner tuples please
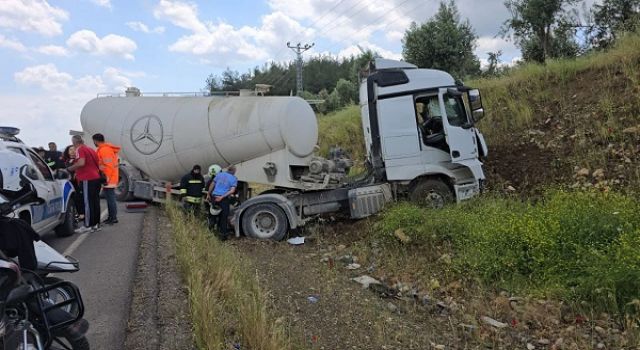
(437, 88), (478, 161)
(377, 95), (421, 160)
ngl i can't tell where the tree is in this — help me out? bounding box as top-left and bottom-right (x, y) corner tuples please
(484, 50), (503, 77)
(402, 0), (481, 78)
(334, 79), (358, 105)
(502, 0), (580, 63)
(591, 0), (640, 48)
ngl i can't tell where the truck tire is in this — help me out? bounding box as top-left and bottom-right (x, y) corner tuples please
(409, 178), (454, 209)
(55, 198), (77, 237)
(115, 167), (135, 202)
(241, 203), (288, 241)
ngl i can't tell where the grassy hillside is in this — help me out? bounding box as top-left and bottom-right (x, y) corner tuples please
(317, 105), (365, 163)
(473, 34), (640, 193)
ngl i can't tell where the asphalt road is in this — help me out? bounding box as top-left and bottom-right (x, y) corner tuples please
(41, 201), (145, 349)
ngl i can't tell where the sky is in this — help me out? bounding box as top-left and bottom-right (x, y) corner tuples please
(0, 0), (597, 148)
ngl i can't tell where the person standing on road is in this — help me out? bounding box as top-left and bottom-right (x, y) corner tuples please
(62, 145), (85, 221)
(180, 165), (205, 213)
(93, 133), (121, 225)
(67, 135), (101, 233)
(45, 142), (64, 170)
(207, 165), (237, 241)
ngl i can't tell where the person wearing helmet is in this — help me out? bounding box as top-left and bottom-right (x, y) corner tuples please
(204, 164), (222, 230)
(207, 165), (237, 241)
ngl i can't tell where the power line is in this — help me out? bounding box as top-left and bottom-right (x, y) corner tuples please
(316, 0), (420, 55)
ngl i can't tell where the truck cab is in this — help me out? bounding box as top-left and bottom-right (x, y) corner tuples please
(360, 59), (488, 206)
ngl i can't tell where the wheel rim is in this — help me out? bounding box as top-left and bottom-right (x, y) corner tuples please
(251, 211), (279, 238)
(423, 191), (445, 209)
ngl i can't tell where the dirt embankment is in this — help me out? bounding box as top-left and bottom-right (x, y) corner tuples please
(124, 207), (195, 350)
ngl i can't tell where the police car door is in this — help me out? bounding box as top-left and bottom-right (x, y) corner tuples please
(25, 149), (61, 232)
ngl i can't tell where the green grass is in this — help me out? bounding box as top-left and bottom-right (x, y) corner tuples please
(317, 105), (365, 163)
(471, 33), (640, 146)
(374, 190), (640, 322)
(166, 204), (290, 350)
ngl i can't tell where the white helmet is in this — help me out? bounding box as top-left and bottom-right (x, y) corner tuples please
(209, 203), (222, 215)
(208, 164), (222, 176)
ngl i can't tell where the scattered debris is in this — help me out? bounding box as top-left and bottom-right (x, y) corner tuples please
(387, 302), (398, 313)
(369, 283), (399, 298)
(592, 168), (605, 179)
(307, 296), (319, 304)
(287, 236), (305, 245)
(393, 228), (411, 243)
(576, 168), (590, 177)
(506, 185), (517, 192)
(338, 255), (355, 264)
(345, 263), (361, 270)
(352, 275), (381, 289)
(527, 343), (535, 350)
(481, 316), (508, 329)
(537, 338), (550, 345)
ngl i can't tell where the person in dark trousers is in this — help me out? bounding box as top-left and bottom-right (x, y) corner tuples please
(62, 145), (85, 220)
(180, 165), (205, 213)
(93, 133), (121, 224)
(67, 135), (101, 233)
(45, 142), (64, 170)
(207, 165), (237, 240)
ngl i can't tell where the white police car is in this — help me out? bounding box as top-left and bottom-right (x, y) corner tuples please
(0, 127), (77, 237)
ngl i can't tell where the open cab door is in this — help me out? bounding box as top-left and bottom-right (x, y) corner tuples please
(437, 88), (478, 161)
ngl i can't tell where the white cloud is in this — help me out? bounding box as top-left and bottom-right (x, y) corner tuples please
(126, 21), (165, 34)
(335, 42), (401, 61)
(66, 30), (138, 60)
(91, 0), (112, 9)
(36, 45), (70, 56)
(14, 64), (74, 90)
(4, 64), (144, 147)
(153, 0), (207, 33)
(154, 0), (314, 65)
(0, 34), (27, 52)
(0, 0), (68, 37)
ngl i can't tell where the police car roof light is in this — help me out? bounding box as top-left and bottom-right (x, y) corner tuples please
(0, 127), (20, 136)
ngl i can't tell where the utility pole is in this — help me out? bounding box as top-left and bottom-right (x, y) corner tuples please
(287, 41), (314, 96)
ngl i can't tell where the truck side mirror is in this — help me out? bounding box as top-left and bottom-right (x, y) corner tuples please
(469, 89), (482, 111)
(468, 89), (484, 122)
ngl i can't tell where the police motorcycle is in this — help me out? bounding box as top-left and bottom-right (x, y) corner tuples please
(0, 163), (90, 350)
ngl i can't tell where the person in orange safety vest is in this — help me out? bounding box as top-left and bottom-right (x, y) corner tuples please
(92, 133), (121, 225)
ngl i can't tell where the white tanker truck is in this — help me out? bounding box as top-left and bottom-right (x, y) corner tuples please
(80, 59), (488, 240)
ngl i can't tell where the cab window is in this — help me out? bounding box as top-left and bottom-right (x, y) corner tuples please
(7, 146), (25, 155)
(442, 95), (468, 127)
(27, 150), (53, 181)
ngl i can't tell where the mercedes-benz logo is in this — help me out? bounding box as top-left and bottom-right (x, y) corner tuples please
(130, 115), (163, 155)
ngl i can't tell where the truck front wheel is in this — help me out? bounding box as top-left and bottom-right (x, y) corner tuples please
(409, 179), (454, 209)
(116, 167), (135, 202)
(241, 203), (288, 241)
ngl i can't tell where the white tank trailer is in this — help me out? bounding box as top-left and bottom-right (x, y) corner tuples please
(79, 59), (489, 240)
